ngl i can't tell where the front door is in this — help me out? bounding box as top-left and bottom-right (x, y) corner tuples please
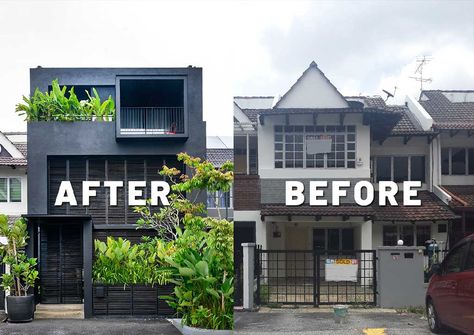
(40, 224), (83, 304)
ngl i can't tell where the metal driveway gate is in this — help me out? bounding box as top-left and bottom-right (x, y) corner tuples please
(255, 247), (377, 306)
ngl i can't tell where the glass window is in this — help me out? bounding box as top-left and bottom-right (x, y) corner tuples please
(9, 178), (21, 202)
(341, 228), (354, 250)
(376, 157), (391, 182)
(469, 148), (474, 175)
(452, 148), (466, 175)
(393, 157), (408, 182)
(400, 225), (414, 246)
(444, 243), (468, 274)
(234, 136), (248, 174)
(383, 226), (398, 246)
(207, 192), (216, 208)
(275, 125), (356, 168)
(0, 178), (7, 202)
(410, 156), (425, 183)
(441, 148), (450, 175)
(416, 225), (431, 246)
(466, 242), (474, 271)
(327, 229), (340, 251)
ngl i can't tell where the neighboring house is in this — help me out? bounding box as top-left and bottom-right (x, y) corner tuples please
(233, 62), (463, 263)
(206, 136), (233, 220)
(419, 90), (474, 241)
(0, 131), (27, 222)
(25, 67), (206, 317)
(0, 131), (27, 310)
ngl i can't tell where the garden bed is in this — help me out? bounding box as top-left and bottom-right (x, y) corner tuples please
(92, 284), (175, 317)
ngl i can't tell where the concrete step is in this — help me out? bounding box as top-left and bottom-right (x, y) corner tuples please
(34, 304), (84, 319)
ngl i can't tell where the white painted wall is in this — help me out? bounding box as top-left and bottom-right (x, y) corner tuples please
(234, 210), (267, 249)
(258, 113), (371, 179)
(0, 166), (27, 216)
(276, 66), (349, 108)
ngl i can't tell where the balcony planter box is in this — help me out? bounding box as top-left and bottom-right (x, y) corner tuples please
(92, 284), (175, 317)
(6, 295), (35, 322)
(169, 319), (233, 335)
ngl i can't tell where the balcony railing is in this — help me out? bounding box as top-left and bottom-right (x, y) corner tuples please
(120, 107), (185, 135)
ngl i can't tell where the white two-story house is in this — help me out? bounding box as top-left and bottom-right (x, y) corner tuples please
(234, 62), (464, 262)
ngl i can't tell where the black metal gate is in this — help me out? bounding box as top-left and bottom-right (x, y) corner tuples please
(255, 247), (377, 306)
(40, 224), (83, 304)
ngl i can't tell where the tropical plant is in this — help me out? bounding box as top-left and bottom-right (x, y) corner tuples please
(0, 215), (39, 296)
(93, 236), (171, 286)
(15, 79), (115, 122)
(135, 153), (234, 330)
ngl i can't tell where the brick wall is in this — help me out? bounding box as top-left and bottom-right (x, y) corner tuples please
(234, 175), (261, 210)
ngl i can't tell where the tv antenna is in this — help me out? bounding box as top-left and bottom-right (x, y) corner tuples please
(409, 55), (432, 93)
(382, 86), (397, 102)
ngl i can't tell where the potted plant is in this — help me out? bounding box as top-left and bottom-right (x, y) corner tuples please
(0, 215), (39, 322)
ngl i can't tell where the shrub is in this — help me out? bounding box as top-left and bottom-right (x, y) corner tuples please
(16, 79), (115, 122)
(135, 153), (234, 330)
(93, 236), (171, 286)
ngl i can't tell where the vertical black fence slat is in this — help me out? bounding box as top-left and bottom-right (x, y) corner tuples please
(372, 250), (377, 306)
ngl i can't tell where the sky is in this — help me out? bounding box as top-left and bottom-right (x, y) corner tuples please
(0, 0), (473, 136)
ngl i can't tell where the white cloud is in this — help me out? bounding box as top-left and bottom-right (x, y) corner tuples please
(0, 0), (473, 134)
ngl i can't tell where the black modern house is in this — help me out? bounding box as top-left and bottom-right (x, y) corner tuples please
(25, 67), (206, 317)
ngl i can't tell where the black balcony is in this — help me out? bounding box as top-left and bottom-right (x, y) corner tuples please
(116, 77), (188, 139)
(120, 107), (185, 135)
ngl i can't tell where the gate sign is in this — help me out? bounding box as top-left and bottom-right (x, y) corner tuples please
(325, 258), (358, 282)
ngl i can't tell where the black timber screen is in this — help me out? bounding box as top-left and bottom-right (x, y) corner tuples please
(255, 248), (377, 306)
(92, 284), (175, 317)
(48, 156), (182, 225)
(40, 223), (83, 304)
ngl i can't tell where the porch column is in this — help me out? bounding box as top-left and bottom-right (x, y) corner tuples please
(361, 220), (373, 250)
(242, 242), (256, 310)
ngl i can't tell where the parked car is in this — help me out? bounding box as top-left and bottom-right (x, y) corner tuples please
(426, 234), (474, 334)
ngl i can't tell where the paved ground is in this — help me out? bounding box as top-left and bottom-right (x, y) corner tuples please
(234, 308), (465, 335)
(0, 318), (180, 335)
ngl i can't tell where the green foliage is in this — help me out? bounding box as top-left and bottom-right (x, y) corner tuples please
(0, 215), (39, 296)
(15, 79), (115, 122)
(93, 236), (171, 286)
(135, 153), (234, 330)
(163, 219), (234, 330)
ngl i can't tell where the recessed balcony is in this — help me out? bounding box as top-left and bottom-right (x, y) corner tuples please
(116, 77), (188, 139)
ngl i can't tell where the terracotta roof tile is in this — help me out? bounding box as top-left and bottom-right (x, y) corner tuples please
(420, 90), (474, 130)
(374, 191), (459, 221)
(441, 185), (474, 207)
(0, 157), (27, 166)
(261, 191), (458, 221)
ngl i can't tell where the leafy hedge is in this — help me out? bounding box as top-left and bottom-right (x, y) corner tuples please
(93, 236), (171, 286)
(16, 79), (115, 122)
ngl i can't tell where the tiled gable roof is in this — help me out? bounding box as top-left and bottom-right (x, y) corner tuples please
(419, 90), (474, 130)
(206, 148), (233, 167)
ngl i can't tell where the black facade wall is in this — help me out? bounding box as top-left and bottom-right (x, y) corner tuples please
(27, 67), (206, 215)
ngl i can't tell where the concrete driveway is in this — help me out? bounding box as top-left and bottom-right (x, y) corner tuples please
(234, 308), (464, 335)
(0, 318), (180, 335)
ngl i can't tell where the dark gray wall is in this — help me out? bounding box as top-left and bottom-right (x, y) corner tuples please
(28, 67), (206, 215)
